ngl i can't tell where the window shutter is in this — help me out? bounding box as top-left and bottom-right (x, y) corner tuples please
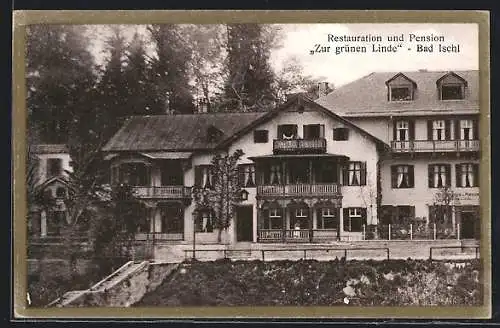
(292, 125), (298, 137)
(473, 120), (479, 140)
(408, 165), (415, 187)
(393, 121), (397, 141)
(343, 208), (349, 231)
(445, 120), (451, 140)
(303, 125), (309, 140)
(455, 164), (461, 187)
(320, 124), (325, 138)
(333, 128), (337, 140)
(277, 126), (283, 139)
(474, 163), (479, 187)
(445, 164), (451, 187)
(238, 165), (245, 186)
(145, 166), (151, 186)
(391, 165), (397, 188)
(427, 120), (433, 140)
(410, 206), (416, 221)
(343, 128), (349, 140)
(428, 165), (434, 188)
(195, 166), (202, 187)
(360, 208), (367, 226)
(409, 120), (415, 140)
(342, 165), (349, 185)
(454, 120), (460, 140)
(360, 162), (367, 185)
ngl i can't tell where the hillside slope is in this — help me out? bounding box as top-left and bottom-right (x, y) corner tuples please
(134, 259), (482, 306)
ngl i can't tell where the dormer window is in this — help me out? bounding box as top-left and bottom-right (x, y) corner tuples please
(441, 84), (464, 100)
(391, 87), (412, 101)
(437, 72), (467, 100)
(386, 73), (417, 102)
(207, 125), (223, 142)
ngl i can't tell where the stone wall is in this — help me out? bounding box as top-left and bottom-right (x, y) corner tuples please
(63, 262), (178, 307)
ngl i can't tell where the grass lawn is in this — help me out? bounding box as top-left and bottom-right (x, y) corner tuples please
(135, 258), (483, 307)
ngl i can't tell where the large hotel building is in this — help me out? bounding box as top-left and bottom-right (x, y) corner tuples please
(31, 70), (481, 248)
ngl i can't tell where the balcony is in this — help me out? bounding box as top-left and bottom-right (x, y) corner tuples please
(258, 229), (338, 243)
(132, 186), (192, 199)
(391, 140), (480, 153)
(273, 138), (326, 154)
(257, 183), (341, 198)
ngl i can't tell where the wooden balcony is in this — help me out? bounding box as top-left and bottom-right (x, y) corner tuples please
(273, 138), (327, 154)
(132, 186), (192, 199)
(257, 183), (341, 198)
(391, 140), (480, 153)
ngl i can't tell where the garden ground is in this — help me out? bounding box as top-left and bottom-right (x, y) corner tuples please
(135, 258), (483, 307)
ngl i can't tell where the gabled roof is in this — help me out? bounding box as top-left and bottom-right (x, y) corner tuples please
(436, 71), (468, 86)
(102, 112), (267, 152)
(385, 72), (417, 87)
(316, 70), (478, 117)
(218, 94), (389, 149)
(102, 94), (388, 153)
(38, 176), (68, 189)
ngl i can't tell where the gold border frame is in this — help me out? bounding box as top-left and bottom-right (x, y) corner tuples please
(12, 10), (491, 319)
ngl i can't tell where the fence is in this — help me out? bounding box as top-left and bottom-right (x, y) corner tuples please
(363, 223), (461, 241)
(429, 246), (480, 261)
(184, 247), (390, 261)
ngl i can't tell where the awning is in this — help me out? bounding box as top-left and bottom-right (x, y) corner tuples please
(139, 152), (193, 160)
(248, 153), (349, 161)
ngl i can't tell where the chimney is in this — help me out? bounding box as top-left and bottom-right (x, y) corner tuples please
(318, 82), (329, 97)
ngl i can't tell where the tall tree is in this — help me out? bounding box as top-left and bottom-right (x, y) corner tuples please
(148, 24), (195, 114)
(219, 24), (279, 112)
(26, 25), (96, 143)
(123, 31), (157, 116)
(185, 25), (226, 112)
(274, 56), (334, 103)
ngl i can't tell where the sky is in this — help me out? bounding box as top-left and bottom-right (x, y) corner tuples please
(271, 24), (478, 87)
(88, 23), (478, 89)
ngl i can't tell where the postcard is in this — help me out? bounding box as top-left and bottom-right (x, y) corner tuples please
(12, 10), (491, 319)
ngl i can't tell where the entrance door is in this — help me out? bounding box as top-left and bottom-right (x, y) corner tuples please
(236, 206), (253, 242)
(461, 212), (475, 239)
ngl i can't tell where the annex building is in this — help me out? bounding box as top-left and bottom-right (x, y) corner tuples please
(99, 69), (481, 246)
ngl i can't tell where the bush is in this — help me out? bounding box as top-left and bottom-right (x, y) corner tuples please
(135, 259), (483, 307)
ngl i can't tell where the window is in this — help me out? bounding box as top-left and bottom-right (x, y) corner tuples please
(460, 120), (474, 140)
(428, 164), (451, 188)
(195, 165), (214, 189)
(441, 85), (463, 100)
(264, 163), (282, 185)
(343, 208), (367, 232)
(238, 164), (256, 187)
(317, 208), (337, 229)
(456, 163), (479, 187)
(395, 121), (409, 141)
(432, 120), (445, 140)
(429, 205), (452, 224)
(313, 161), (338, 183)
(55, 187), (66, 198)
(195, 210), (214, 233)
(160, 206), (183, 234)
(344, 161), (366, 186)
(391, 87), (412, 101)
(118, 163), (150, 186)
(254, 130), (269, 143)
(207, 126), (223, 142)
(161, 162), (183, 185)
(303, 124), (324, 139)
(391, 165), (414, 188)
(277, 124), (298, 140)
(333, 128), (349, 141)
(263, 208), (283, 230)
(47, 158), (63, 179)
(291, 207), (309, 229)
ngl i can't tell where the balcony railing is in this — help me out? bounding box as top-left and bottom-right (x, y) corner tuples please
(135, 232), (184, 241)
(391, 140), (480, 153)
(273, 138), (327, 154)
(257, 183), (341, 197)
(258, 229), (338, 243)
(132, 186), (192, 199)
